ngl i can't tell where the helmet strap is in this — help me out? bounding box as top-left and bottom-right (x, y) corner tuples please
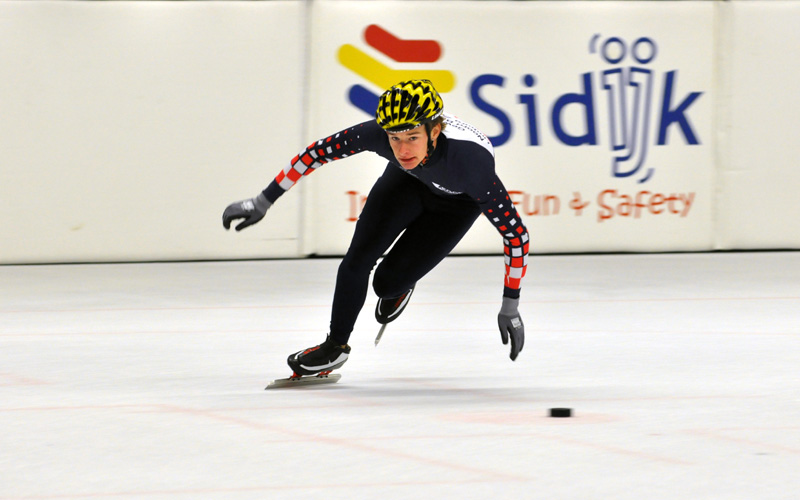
(424, 122), (438, 162)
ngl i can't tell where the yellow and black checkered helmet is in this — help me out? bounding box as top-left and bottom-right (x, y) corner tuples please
(376, 80), (444, 133)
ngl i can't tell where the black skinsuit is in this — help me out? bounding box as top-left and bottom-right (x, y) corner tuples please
(263, 113), (529, 344)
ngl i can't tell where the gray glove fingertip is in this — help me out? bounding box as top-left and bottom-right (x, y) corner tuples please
(498, 316), (509, 344)
(222, 203), (241, 230)
(501, 314), (523, 361)
(235, 218), (252, 232)
(510, 333), (522, 360)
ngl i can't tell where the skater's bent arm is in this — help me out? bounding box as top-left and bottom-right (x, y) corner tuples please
(261, 120), (387, 204)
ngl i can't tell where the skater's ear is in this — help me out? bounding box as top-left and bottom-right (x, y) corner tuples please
(425, 119), (444, 143)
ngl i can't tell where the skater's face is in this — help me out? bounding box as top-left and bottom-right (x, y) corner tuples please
(387, 123), (441, 170)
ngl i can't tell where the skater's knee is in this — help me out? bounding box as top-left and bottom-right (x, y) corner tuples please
(372, 263), (409, 298)
(371, 273), (390, 298)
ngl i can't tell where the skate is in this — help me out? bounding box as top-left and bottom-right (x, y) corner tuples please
(374, 286), (414, 346)
(266, 335), (350, 389)
(266, 370), (341, 389)
(268, 333), (350, 389)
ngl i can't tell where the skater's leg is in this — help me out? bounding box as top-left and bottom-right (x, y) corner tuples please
(328, 166), (424, 344)
(372, 195), (481, 299)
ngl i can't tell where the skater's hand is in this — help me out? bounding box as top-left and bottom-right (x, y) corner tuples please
(223, 193), (272, 231)
(497, 297), (524, 361)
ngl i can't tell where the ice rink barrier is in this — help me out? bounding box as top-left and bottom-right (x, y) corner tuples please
(1, 1), (798, 263)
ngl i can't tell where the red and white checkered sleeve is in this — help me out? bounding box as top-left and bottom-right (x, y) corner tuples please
(479, 183), (529, 298)
(264, 123), (374, 203)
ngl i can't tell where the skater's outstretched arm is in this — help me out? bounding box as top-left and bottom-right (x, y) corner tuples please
(465, 168), (529, 361)
(222, 121), (388, 232)
(432, 114), (529, 361)
(483, 190), (528, 361)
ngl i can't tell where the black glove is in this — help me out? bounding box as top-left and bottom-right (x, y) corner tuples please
(497, 296), (524, 361)
(222, 193), (272, 231)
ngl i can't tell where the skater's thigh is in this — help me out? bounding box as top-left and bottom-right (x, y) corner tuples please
(373, 196), (480, 296)
(346, 165), (424, 264)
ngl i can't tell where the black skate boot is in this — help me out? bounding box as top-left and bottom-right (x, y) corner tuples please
(375, 286), (415, 325)
(287, 335), (351, 376)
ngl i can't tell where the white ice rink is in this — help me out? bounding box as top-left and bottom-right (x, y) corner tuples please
(1, 252), (799, 500)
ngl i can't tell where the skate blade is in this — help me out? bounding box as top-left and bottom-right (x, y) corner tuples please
(265, 373), (341, 390)
(374, 323), (387, 346)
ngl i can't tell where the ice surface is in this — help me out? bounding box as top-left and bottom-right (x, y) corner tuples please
(1, 252), (798, 499)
